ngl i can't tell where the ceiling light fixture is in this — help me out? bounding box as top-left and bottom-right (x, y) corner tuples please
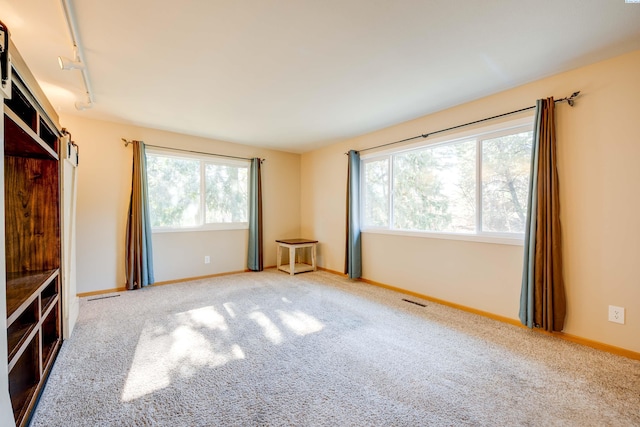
(58, 51), (85, 70)
(59, 0), (94, 110)
(74, 100), (92, 111)
(74, 93), (93, 110)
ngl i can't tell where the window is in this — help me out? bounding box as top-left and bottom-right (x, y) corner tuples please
(361, 119), (533, 243)
(146, 149), (249, 231)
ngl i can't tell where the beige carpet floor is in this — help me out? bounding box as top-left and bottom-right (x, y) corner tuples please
(31, 270), (640, 426)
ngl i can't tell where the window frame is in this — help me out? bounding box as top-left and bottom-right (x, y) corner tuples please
(146, 147), (250, 233)
(360, 115), (534, 246)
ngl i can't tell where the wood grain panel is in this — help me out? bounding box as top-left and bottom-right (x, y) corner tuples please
(4, 156), (60, 273)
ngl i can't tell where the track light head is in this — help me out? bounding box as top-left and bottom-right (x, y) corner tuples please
(74, 100), (93, 111)
(58, 55), (85, 70)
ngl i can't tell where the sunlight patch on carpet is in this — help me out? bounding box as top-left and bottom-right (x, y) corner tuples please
(276, 309), (324, 336)
(249, 311), (283, 344)
(121, 305), (245, 402)
(183, 305), (229, 331)
(223, 302), (237, 318)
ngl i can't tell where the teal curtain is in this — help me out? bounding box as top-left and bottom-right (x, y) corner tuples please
(248, 158), (263, 271)
(519, 98), (566, 331)
(345, 150), (361, 279)
(125, 140), (154, 289)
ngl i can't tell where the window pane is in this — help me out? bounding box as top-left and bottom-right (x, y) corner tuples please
(363, 159), (389, 227)
(205, 163), (248, 223)
(393, 141), (475, 233)
(147, 155), (200, 228)
(481, 131), (533, 233)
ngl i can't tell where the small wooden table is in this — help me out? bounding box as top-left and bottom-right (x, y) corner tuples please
(276, 238), (318, 275)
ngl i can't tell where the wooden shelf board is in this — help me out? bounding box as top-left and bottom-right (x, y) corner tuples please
(279, 263), (316, 274)
(275, 238), (318, 245)
(6, 269), (59, 323)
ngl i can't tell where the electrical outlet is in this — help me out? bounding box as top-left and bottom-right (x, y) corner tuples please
(204, 256), (210, 264)
(608, 305), (625, 324)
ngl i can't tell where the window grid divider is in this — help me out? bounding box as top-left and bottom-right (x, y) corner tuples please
(476, 139), (482, 234)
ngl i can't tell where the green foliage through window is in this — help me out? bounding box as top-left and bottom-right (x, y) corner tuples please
(481, 132), (532, 233)
(362, 123), (533, 237)
(146, 151), (249, 230)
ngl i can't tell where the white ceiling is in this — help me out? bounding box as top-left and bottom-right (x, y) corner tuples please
(2, 1), (640, 153)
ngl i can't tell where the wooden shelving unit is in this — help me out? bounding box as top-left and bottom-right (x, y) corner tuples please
(7, 270), (59, 366)
(4, 48), (63, 427)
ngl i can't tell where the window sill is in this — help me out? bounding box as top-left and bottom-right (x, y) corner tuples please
(361, 228), (524, 246)
(152, 223), (249, 234)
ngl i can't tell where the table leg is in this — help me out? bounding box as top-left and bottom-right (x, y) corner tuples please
(277, 244), (282, 271)
(312, 244), (317, 271)
(289, 246), (295, 276)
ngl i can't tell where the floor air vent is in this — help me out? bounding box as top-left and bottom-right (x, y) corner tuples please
(402, 298), (426, 307)
(88, 295), (121, 302)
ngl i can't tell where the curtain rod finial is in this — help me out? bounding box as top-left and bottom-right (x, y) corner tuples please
(567, 91), (580, 107)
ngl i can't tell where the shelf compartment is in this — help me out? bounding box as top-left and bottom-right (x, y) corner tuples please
(6, 269), (59, 324)
(8, 331), (41, 425)
(4, 78), (37, 132)
(38, 117), (58, 153)
(7, 299), (38, 363)
(41, 276), (59, 315)
(4, 109), (59, 160)
(41, 301), (61, 370)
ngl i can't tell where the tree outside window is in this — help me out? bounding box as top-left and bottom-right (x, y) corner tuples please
(361, 124), (533, 238)
(146, 151), (249, 231)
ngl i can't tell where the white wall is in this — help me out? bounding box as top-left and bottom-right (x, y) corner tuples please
(152, 230), (248, 282)
(60, 115), (301, 293)
(301, 50), (640, 353)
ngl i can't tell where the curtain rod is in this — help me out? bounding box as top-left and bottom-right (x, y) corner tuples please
(121, 139), (264, 162)
(354, 91), (580, 154)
